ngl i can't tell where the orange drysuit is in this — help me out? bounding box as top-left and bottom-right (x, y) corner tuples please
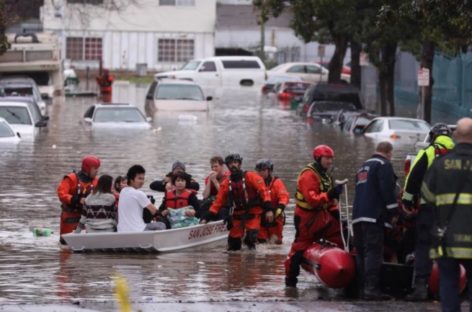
(285, 162), (342, 286)
(257, 176), (289, 244)
(209, 171), (272, 250)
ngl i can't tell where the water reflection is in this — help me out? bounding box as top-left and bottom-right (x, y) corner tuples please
(0, 82), (421, 307)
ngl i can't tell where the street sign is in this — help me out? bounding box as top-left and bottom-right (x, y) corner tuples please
(318, 44), (325, 59)
(418, 68), (430, 87)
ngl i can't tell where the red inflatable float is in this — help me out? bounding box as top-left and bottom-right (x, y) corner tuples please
(428, 261), (467, 297)
(301, 241), (356, 289)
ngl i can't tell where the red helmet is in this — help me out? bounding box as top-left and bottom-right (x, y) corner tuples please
(81, 155), (101, 174)
(313, 145), (334, 160)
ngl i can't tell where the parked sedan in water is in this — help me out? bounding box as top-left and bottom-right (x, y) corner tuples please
(0, 77), (47, 116)
(362, 117), (430, 143)
(269, 62), (328, 84)
(84, 104), (151, 129)
(0, 101), (47, 136)
(0, 117), (21, 143)
(145, 79), (210, 115)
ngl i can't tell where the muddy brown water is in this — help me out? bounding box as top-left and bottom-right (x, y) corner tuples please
(0, 82), (443, 311)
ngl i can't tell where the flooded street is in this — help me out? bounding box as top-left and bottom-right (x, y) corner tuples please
(0, 83), (443, 311)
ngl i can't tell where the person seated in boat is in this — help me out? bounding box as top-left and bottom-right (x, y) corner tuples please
(200, 156), (230, 220)
(117, 165), (167, 232)
(113, 175), (127, 207)
(149, 161), (200, 193)
(75, 174), (117, 233)
(254, 159), (290, 244)
(159, 171), (200, 228)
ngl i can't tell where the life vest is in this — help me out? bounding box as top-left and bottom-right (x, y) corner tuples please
(165, 189), (192, 209)
(61, 172), (95, 212)
(229, 176), (248, 211)
(59, 172), (96, 241)
(295, 163), (333, 210)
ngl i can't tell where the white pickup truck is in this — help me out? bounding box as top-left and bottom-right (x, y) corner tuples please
(155, 56), (267, 93)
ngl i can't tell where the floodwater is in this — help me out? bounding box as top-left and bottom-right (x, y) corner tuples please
(0, 82), (444, 311)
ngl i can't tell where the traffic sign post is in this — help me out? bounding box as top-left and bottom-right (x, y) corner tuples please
(417, 67), (430, 120)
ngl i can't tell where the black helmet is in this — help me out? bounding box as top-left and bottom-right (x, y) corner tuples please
(225, 153), (243, 165)
(255, 159), (274, 171)
(428, 123), (451, 142)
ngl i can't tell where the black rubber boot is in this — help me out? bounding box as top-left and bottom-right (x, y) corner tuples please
(285, 276), (298, 288)
(243, 230), (258, 250)
(405, 277), (429, 301)
(227, 236), (242, 251)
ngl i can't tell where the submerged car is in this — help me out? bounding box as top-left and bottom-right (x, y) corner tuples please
(306, 101), (358, 124)
(261, 75), (303, 95)
(0, 101), (47, 136)
(145, 79), (210, 115)
(269, 62), (328, 84)
(84, 104), (151, 129)
(300, 83), (362, 116)
(273, 81), (313, 109)
(363, 117), (430, 143)
(0, 77), (47, 116)
(0, 117), (21, 143)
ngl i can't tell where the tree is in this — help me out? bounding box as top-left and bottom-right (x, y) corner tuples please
(290, 0), (359, 84)
(362, 1), (415, 116)
(252, 0), (284, 62)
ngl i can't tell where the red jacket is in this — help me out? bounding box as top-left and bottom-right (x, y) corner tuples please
(210, 171), (271, 216)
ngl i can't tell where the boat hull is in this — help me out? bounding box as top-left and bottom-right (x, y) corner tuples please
(62, 221), (228, 252)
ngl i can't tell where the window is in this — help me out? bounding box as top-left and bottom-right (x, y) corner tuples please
(158, 39), (194, 63)
(287, 65), (305, 73)
(0, 122), (14, 137)
(306, 65), (322, 74)
(155, 84), (204, 101)
(365, 120), (384, 133)
(389, 119), (430, 131)
(94, 108), (145, 123)
(221, 60), (261, 69)
(66, 37), (102, 61)
(199, 61), (216, 72)
(66, 37), (83, 61)
(0, 107), (32, 125)
(159, 0), (195, 5)
(85, 38), (102, 60)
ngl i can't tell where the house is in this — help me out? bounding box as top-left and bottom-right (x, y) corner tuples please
(215, 3), (340, 64)
(40, 0), (216, 72)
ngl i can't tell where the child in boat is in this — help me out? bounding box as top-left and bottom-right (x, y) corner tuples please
(76, 174), (117, 233)
(159, 171), (200, 228)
